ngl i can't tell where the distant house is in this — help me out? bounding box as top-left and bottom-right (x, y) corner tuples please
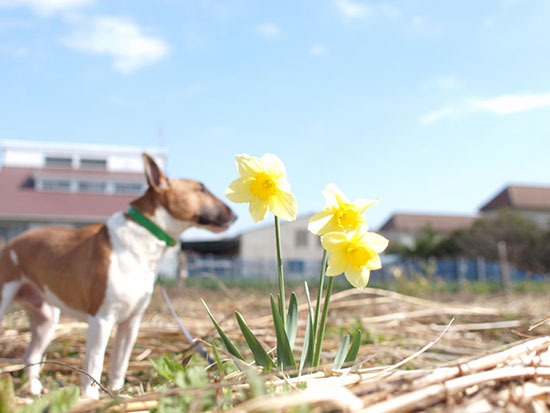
(238, 215), (323, 278)
(480, 185), (550, 229)
(378, 213), (477, 247)
(182, 215), (324, 279)
(0, 140), (166, 241)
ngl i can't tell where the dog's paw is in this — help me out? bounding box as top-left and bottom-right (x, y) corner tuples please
(29, 378), (43, 396)
(82, 385), (100, 400)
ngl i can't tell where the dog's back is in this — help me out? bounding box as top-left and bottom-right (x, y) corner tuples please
(0, 224), (111, 320)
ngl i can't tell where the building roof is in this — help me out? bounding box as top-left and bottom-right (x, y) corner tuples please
(2, 139), (167, 157)
(480, 185), (550, 212)
(0, 166), (142, 222)
(378, 213), (477, 233)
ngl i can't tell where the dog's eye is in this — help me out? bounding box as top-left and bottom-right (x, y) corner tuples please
(198, 183), (206, 193)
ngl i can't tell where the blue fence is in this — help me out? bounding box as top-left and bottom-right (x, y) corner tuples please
(185, 255), (548, 282)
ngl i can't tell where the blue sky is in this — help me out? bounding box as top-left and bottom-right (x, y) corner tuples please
(1, 0), (550, 240)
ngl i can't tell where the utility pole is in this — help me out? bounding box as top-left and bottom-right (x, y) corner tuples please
(497, 241), (511, 293)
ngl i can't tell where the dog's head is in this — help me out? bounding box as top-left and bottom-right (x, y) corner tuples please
(136, 153), (236, 233)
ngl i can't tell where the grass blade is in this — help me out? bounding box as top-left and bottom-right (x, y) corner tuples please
(235, 311), (274, 371)
(344, 329), (362, 365)
(211, 344), (227, 377)
(202, 299), (244, 361)
(333, 334), (351, 370)
(299, 282), (315, 375)
(286, 292), (298, 350)
(270, 294), (296, 371)
(299, 307), (315, 375)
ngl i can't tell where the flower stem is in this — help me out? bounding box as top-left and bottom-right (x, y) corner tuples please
(312, 275), (334, 368)
(274, 216), (286, 330)
(313, 250), (328, 340)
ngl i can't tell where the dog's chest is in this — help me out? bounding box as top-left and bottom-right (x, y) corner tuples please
(100, 213), (169, 320)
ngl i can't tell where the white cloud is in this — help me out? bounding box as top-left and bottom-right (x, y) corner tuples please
(471, 94), (550, 114)
(183, 83), (206, 97)
(420, 106), (459, 125)
(412, 15), (425, 27)
(421, 76), (461, 93)
(254, 23), (282, 39)
(420, 93), (550, 124)
(0, 0), (92, 15)
(334, 0), (401, 20)
(309, 43), (327, 56)
(63, 16), (169, 74)
(335, 0), (371, 19)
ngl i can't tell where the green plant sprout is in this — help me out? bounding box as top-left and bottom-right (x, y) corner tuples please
(204, 154), (389, 376)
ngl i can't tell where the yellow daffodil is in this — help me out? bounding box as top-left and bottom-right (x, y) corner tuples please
(308, 184), (378, 235)
(321, 229), (389, 289)
(226, 153), (297, 223)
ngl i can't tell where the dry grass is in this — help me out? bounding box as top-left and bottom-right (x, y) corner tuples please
(1, 282), (550, 412)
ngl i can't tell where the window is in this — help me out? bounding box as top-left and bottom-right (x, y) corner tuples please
(80, 158), (107, 169)
(295, 229), (308, 247)
(287, 260), (305, 275)
(114, 182), (144, 194)
(41, 179), (71, 192)
(0, 226), (8, 243)
(78, 181), (107, 193)
(45, 156), (72, 168)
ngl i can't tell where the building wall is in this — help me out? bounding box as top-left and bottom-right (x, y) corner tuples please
(239, 216), (324, 278)
(380, 229), (415, 248)
(483, 209), (550, 230)
(1, 140), (166, 172)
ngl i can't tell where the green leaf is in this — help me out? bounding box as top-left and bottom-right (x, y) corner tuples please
(235, 311), (274, 371)
(299, 307), (315, 375)
(211, 344), (226, 377)
(20, 386), (79, 413)
(270, 294), (296, 371)
(286, 293), (298, 350)
(299, 282), (315, 375)
(244, 367), (266, 398)
(344, 329), (362, 366)
(202, 299), (244, 361)
(333, 334), (351, 370)
(0, 374), (15, 413)
(150, 354), (184, 383)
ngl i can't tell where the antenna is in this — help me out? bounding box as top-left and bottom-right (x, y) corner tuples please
(157, 126), (165, 148)
(157, 126), (167, 170)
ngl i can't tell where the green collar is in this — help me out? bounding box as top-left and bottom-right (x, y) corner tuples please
(127, 207), (177, 247)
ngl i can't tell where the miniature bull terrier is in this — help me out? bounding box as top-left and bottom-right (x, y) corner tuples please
(0, 154), (236, 398)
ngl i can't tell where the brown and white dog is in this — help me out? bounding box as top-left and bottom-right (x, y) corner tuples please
(0, 154), (236, 399)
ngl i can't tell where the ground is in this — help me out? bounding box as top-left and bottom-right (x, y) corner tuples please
(1, 281), (550, 411)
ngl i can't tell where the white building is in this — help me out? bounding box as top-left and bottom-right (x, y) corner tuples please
(480, 185), (550, 229)
(0, 140), (165, 240)
(238, 215), (324, 279)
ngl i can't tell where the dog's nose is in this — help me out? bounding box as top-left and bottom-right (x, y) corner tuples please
(229, 209), (237, 223)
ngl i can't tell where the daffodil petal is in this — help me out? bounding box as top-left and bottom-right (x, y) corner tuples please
(344, 266), (371, 289)
(225, 178), (253, 203)
(275, 178), (291, 193)
(261, 153), (287, 179)
(321, 231), (348, 253)
(269, 189), (297, 221)
(349, 229), (367, 244)
(326, 252), (347, 276)
(249, 197), (269, 223)
(363, 232), (389, 253)
(366, 249), (382, 270)
(307, 211), (335, 235)
(235, 154), (262, 179)
(355, 198), (379, 213)
(322, 184), (340, 209)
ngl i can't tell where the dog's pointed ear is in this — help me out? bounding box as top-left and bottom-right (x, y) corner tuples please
(143, 153), (168, 191)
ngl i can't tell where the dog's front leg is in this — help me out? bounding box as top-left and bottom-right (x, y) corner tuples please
(82, 315), (115, 399)
(108, 312), (145, 392)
